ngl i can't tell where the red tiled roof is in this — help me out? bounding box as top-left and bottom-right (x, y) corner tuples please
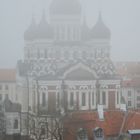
(0, 69), (16, 82)
(115, 62), (140, 77)
(64, 111), (140, 140)
(123, 111), (140, 132)
(122, 78), (140, 87)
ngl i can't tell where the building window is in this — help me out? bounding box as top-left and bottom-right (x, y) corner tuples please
(102, 91), (106, 105)
(42, 92), (46, 107)
(137, 90), (140, 93)
(117, 91), (119, 104)
(77, 128), (87, 140)
(128, 101), (132, 107)
(0, 105), (2, 111)
(98, 92), (100, 104)
(37, 49), (40, 59)
(73, 51), (78, 59)
(57, 92), (60, 107)
(95, 129), (103, 137)
(70, 92), (74, 106)
(0, 94), (2, 100)
(14, 119), (18, 129)
(27, 50), (30, 58)
(82, 92), (86, 106)
(128, 91), (131, 97)
(5, 94), (8, 99)
(92, 92), (94, 105)
(137, 103), (140, 108)
(5, 85), (9, 90)
(45, 49), (47, 58)
(16, 93), (18, 101)
(137, 96), (140, 101)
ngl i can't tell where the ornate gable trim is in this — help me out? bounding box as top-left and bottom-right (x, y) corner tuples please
(63, 63), (98, 79)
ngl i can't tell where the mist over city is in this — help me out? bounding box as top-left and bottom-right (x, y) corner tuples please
(0, 0), (140, 67)
(0, 0), (140, 140)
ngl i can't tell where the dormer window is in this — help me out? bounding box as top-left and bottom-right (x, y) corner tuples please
(14, 119), (18, 129)
(95, 129), (103, 137)
(77, 128), (88, 140)
(94, 127), (104, 138)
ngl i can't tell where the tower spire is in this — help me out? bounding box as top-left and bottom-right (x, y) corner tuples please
(98, 0), (103, 13)
(31, 14), (36, 25)
(42, 9), (46, 20)
(98, 11), (102, 22)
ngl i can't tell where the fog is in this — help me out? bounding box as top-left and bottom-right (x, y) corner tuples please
(0, 0), (140, 68)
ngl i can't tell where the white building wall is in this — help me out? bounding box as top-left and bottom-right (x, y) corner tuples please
(121, 87), (135, 109)
(5, 112), (20, 135)
(0, 82), (18, 103)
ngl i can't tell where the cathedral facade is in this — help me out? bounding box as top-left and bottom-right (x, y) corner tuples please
(17, 0), (121, 114)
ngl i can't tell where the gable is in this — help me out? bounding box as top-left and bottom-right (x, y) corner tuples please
(63, 63), (98, 80)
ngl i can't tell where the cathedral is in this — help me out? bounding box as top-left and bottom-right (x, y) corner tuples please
(17, 0), (122, 115)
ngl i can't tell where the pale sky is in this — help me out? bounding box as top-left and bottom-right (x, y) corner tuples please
(0, 0), (140, 68)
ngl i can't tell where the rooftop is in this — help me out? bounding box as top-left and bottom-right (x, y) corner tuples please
(0, 69), (16, 82)
(64, 110), (140, 139)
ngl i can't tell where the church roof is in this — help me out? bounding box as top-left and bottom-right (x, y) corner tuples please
(50, 0), (81, 15)
(36, 11), (53, 39)
(24, 16), (37, 41)
(91, 13), (111, 40)
(24, 11), (53, 41)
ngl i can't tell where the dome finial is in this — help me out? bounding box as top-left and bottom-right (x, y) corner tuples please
(39, 9), (48, 25)
(42, 9), (46, 20)
(31, 14), (36, 26)
(98, 11), (102, 22)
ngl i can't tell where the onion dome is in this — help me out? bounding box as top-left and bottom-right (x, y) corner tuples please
(91, 13), (111, 40)
(50, 0), (81, 15)
(36, 11), (53, 39)
(24, 16), (37, 41)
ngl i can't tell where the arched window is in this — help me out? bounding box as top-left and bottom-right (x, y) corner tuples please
(57, 92), (60, 107)
(102, 91), (106, 105)
(95, 128), (103, 137)
(70, 92), (74, 106)
(42, 92), (46, 107)
(14, 119), (18, 129)
(82, 92), (86, 106)
(77, 128), (88, 140)
(117, 91), (119, 104)
(92, 92), (94, 105)
(67, 27), (71, 40)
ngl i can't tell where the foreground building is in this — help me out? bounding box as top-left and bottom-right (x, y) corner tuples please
(0, 69), (18, 103)
(115, 62), (140, 109)
(64, 111), (140, 140)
